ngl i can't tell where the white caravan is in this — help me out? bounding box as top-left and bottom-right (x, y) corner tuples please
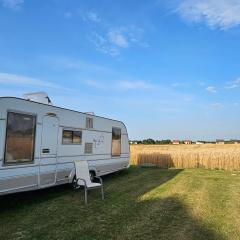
(0, 93), (130, 195)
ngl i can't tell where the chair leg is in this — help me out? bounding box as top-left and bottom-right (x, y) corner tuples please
(84, 186), (88, 204)
(101, 185), (104, 200)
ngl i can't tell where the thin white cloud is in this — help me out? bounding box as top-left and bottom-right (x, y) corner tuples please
(117, 80), (153, 90)
(0, 72), (69, 90)
(85, 79), (106, 90)
(171, 82), (189, 88)
(85, 79), (154, 91)
(206, 86), (217, 93)
(1, 0), (23, 10)
(210, 103), (224, 109)
(108, 30), (129, 48)
(44, 56), (114, 74)
(86, 11), (100, 22)
(225, 78), (240, 89)
(171, 83), (180, 87)
(80, 11), (101, 23)
(89, 32), (120, 56)
(82, 10), (147, 56)
(108, 27), (145, 48)
(176, 0), (240, 30)
(233, 102), (239, 107)
(183, 95), (193, 102)
(89, 26), (146, 56)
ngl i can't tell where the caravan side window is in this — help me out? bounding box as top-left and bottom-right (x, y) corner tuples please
(62, 130), (82, 144)
(4, 112), (36, 164)
(86, 117), (93, 129)
(112, 128), (121, 156)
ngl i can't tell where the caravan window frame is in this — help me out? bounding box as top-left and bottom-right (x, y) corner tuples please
(111, 127), (121, 157)
(4, 110), (37, 165)
(62, 128), (82, 145)
(86, 116), (94, 129)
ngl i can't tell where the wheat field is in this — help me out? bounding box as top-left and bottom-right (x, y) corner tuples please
(131, 144), (240, 171)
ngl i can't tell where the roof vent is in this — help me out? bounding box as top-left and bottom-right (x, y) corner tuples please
(85, 112), (95, 115)
(23, 92), (53, 105)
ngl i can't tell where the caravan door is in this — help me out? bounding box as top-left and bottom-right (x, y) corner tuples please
(39, 115), (59, 187)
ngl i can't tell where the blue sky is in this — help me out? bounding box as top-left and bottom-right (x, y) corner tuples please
(0, 0), (240, 141)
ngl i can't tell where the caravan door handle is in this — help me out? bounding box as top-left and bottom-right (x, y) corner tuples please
(42, 148), (50, 153)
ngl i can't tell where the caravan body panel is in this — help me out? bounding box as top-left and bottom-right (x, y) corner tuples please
(0, 97), (130, 195)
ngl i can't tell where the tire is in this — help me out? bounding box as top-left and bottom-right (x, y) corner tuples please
(72, 176), (79, 189)
(89, 171), (95, 182)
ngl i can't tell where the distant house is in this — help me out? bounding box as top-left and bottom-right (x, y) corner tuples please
(129, 141), (138, 145)
(234, 140), (240, 144)
(184, 140), (192, 144)
(216, 139), (225, 144)
(172, 140), (180, 145)
(196, 141), (204, 145)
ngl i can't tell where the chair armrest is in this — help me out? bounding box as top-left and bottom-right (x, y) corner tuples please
(93, 176), (103, 185)
(76, 178), (87, 187)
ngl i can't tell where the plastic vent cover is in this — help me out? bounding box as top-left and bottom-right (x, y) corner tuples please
(84, 143), (93, 154)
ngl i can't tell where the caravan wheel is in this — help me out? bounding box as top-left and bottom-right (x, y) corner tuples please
(72, 176), (79, 189)
(89, 171), (95, 182)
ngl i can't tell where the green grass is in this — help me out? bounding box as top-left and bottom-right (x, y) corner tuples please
(0, 167), (240, 240)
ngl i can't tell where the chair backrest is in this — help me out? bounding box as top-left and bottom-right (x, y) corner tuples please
(75, 160), (92, 186)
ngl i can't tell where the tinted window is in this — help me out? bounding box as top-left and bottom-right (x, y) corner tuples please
(5, 112), (36, 164)
(73, 131), (82, 143)
(62, 130), (82, 144)
(86, 117), (93, 129)
(62, 130), (73, 144)
(112, 128), (121, 156)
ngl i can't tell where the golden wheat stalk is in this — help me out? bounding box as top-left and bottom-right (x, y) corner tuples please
(131, 144), (240, 171)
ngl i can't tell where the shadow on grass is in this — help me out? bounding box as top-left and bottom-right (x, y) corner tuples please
(0, 170), (132, 212)
(0, 167), (226, 240)
(131, 196), (224, 240)
(0, 166), (180, 212)
(0, 184), (73, 212)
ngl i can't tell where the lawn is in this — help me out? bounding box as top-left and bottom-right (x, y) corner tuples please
(0, 167), (240, 240)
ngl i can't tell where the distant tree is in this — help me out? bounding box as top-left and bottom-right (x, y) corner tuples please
(155, 139), (172, 145)
(142, 138), (155, 144)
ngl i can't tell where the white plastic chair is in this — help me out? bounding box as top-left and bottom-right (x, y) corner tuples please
(74, 160), (104, 204)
